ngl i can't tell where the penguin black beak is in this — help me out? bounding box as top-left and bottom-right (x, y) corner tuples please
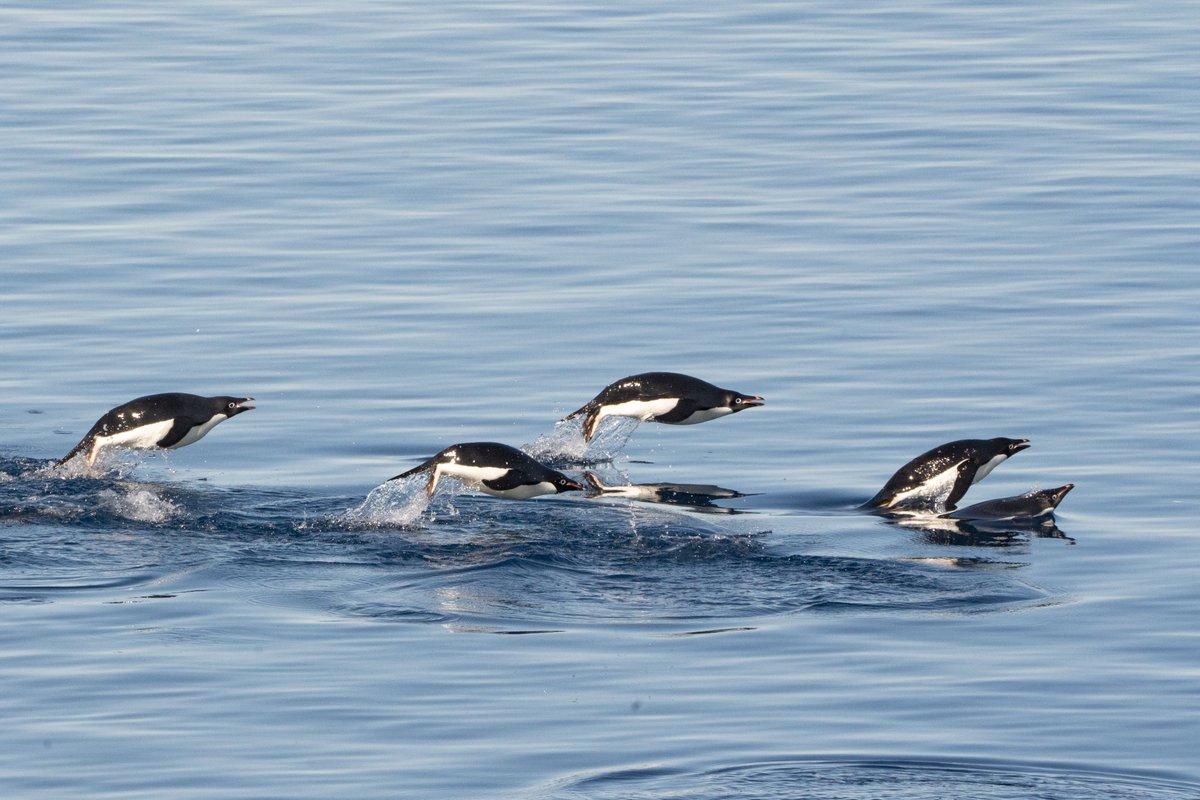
(229, 398), (258, 417)
(1051, 484), (1074, 505)
(557, 477), (586, 494)
(1010, 439), (1031, 454)
(738, 395), (765, 409)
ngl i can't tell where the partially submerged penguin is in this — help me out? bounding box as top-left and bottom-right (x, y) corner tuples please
(390, 442), (584, 500)
(863, 437), (1030, 512)
(583, 471), (752, 512)
(945, 484), (1074, 521)
(561, 372), (764, 442)
(60, 392), (255, 466)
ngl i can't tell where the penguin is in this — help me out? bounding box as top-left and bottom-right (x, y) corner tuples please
(389, 442), (585, 500)
(59, 393), (255, 466)
(863, 437), (1030, 512)
(945, 484), (1074, 522)
(561, 372), (764, 442)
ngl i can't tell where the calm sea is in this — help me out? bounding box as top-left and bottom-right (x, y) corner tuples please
(2, 2), (1198, 798)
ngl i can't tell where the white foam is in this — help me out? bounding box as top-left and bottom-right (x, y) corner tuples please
(98, 487), (180, 523)
(526, 419), (591, 462)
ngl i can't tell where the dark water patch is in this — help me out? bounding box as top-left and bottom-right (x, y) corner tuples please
(544, 756), (1200, 800)
(0, 460), (1057, 627)
(317, 500), (1052, 629)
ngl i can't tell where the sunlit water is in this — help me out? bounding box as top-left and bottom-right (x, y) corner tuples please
(2, 1), (1199, 798)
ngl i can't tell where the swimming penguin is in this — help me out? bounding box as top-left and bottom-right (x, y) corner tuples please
(945, 484), (1074, 521)
(561, 372), (764, 442)
(863, 437), (1030, 512)
(59, 393), (255, 466)
(389, 442), (585, 500)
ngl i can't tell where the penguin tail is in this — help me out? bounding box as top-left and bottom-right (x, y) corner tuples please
(388, 461), (441, 496)
(859, 492), (892, 511)
(387, 463), (428, 483)
(559, 402), (590, 423)
(560, 403), (601, 442)
(58, 436), (96, 467)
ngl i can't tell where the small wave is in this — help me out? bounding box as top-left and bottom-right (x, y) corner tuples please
(543, 756), (1200, 800)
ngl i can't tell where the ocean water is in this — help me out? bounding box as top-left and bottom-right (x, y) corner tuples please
(2, 1), (1199, 797)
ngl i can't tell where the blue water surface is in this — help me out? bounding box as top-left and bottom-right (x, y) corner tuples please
(2, 1), (1199, 798)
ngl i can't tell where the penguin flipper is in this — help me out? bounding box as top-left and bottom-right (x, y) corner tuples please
(944, 469), (976, 512)
(654, 398), (698, 424)
(482, 470), (527, 493)
(155, 417), (198, 449)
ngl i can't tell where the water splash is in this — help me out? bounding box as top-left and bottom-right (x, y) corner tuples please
(22, 450), (141, 482)
(339, 476), (432, 529)
(525, 416), (641, 466)
(97, 487), (181, 524)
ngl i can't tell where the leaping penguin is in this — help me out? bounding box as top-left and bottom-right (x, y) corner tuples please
(561, 372), (764, 442)
(59, 392), (255, 466)
(389, 442), (584, 500)
(945, 484), (1074, 522)
(863, 437), (1030, 512)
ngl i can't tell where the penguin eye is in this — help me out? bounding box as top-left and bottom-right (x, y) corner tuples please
(732, 397), (743, 405)
(227, 402), (236, 409)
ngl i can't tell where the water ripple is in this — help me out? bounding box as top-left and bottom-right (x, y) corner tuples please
(544, 756), (1200, 800)
(0, 460), (1056, 626)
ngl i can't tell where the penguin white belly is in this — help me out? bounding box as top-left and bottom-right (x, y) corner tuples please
(433, 462), (510, 493)
(886, 460), (966, 509)
(673, 406), (733, 425)
(597, 398), (680, 424)
(94, 418), (176, 453)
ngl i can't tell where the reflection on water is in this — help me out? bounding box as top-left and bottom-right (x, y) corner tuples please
(873, 483), (1077, 546)
(583, 470), (755, 514)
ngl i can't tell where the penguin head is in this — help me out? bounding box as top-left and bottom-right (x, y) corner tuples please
(551, 472), (585, 494)
(725, 391), (764, 414)
(215, 396), (256, 418)
(994, 437), (1030, 456)
(1047, 483), (1074, 506)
